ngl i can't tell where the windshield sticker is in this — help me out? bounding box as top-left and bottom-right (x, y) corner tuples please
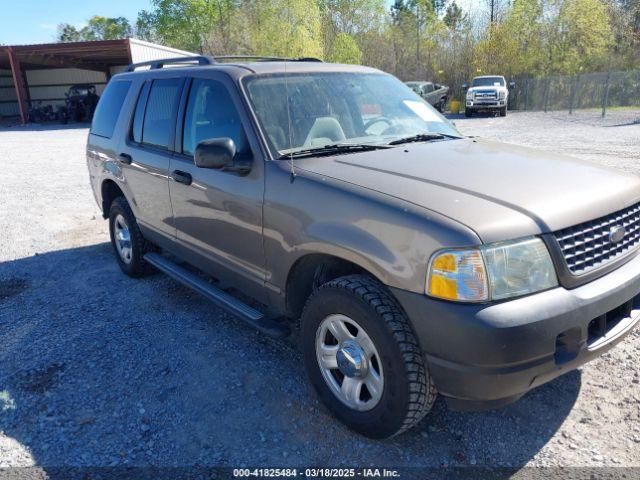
(403, 100), (441, 122)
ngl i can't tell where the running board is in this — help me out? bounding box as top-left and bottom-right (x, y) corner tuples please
(144, 253), (290, 338)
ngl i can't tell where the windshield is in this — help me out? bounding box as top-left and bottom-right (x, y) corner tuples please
(244, 72), (461, 156)
(472, 77), (505, 87)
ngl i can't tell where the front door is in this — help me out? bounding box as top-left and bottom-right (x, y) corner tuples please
(168, 75), (267, 301)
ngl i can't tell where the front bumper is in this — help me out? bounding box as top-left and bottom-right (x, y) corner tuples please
(466, 99), (506, 109)
(391, 251), (640, 410)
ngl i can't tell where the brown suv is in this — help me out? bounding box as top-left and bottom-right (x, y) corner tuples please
(87, 56), (640, 438)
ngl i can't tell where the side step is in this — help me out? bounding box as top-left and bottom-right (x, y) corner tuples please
(144, 253), (290, 338)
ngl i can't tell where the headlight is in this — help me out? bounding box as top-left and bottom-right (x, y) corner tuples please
(427, 237), (558, 302)
(427, 249), (488, 302)
(466, 91), (473, 100)
(499, 90), (506, 99)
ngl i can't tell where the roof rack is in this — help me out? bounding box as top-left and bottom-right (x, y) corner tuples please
(125, 55), (214, 72)
(124, 54), (323, 72)
(212, 55), (323, 63)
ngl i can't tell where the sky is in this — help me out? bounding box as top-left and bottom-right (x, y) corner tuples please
(0, 0), (153, 45)
(0, 0), (480, 46)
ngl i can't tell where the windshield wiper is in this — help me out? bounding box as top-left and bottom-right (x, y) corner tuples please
(277, 143), (391, 159)
(387, 133), (460, 145)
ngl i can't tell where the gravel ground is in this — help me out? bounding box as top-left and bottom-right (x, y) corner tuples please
(1, 111), (639, 475)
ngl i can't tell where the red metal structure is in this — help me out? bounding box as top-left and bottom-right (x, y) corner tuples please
(0, 40), (133, 124)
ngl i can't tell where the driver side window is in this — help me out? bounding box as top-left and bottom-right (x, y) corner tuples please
(182, 78), (249, 156)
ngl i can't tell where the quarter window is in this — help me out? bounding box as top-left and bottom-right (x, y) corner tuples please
(90, 80), (131, 138)
(182, 78), (249, 156)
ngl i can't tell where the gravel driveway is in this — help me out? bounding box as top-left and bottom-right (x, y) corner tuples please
(1, 111), (639, 475)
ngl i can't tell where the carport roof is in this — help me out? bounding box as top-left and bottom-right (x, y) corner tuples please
(0, 39), (132, 71)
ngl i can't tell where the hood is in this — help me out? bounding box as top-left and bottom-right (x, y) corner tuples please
(296, 138), (640, 244)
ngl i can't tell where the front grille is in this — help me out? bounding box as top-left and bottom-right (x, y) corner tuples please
(554, 202), (640, 274)
(474, 90), (497, 100)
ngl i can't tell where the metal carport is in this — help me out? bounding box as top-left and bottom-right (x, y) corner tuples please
(0, 39), (194, 124)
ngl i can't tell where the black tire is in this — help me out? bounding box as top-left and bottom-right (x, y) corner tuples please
(464, 108), (472, 117)
(500, 106), (507, 117)
(300, 275), (436, 438)
(108, 196), (151, 278)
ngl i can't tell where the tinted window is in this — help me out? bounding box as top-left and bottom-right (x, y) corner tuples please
(182, 78), (249, 156)
(90, 81), (131, 138)
(142, 78), (182, 149)
(131, 81), (151, 143)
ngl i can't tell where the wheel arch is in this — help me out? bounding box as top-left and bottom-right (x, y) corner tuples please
(100, 179), (125, 219)
(285, 252), (385, 320)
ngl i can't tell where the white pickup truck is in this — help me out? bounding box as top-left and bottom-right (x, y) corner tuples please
(464, 75), (513, 117)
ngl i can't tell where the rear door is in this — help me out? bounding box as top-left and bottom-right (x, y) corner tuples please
(168, 73), (268, 302)
(119, 77), (185, 239)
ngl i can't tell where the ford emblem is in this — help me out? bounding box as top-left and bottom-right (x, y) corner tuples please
(609, 225), (626, 244)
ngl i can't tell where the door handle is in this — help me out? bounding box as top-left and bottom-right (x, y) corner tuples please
(170, 170), (192, 185)
(117, 153), (132, 165)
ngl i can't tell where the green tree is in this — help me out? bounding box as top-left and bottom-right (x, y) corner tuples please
(548, 0), (614, 74)
(328, 32), (362, 63)
(318, 0), (386, 60)
(135, 10), (159, 43)
(443, 1), (464, 31)
(134, 0), (218, 53)
(57, 16), (132, 42)
(499, 0), (544, 75)
(57, 24), (83, 42)
(118, 0), (631, 87)
(249, 0), (323, 58)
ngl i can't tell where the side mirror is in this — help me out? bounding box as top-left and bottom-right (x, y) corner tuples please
(194, 138), (251, 174)
(462, 83), (468, 90)
(509, 81), (516, 89)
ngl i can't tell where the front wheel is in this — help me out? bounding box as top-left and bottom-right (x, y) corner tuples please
(301, 275), (436, 438)
(464, 108), (472, 117)
(500, 106), (507, 117)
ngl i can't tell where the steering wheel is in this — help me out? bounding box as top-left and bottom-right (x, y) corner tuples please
(379, 124), (407, 136)
(364, 116), (392, 133)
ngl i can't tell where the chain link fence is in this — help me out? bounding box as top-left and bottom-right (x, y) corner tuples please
(507, 69), (640, 116)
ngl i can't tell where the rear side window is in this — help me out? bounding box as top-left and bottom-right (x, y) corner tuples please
(140, 78), (182, 149)
(90, 81), (131, 138)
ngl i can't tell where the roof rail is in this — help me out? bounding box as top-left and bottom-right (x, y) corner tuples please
(125, 55), (214, 72)
(212, 55), (323, 63)
(124, 54), (323, 72)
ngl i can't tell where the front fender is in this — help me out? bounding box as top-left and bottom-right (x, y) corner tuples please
(263, 161), (481, 307)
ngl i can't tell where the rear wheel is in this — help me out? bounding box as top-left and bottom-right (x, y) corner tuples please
(301, 275), (436, 438)
(108, 196), (152, 277)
